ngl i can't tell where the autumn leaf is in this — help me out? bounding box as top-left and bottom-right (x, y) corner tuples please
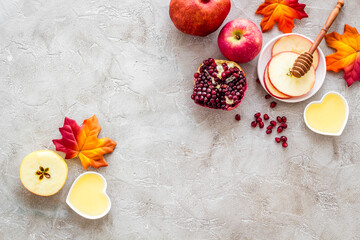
(325, 24), (360, 87)
(53, 115), (117, 170)
(255, 0), (308, 33)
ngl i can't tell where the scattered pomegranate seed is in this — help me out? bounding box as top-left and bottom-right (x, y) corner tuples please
(280, 136), (287, 142)
(265, 94), (271, 99)
(250, 111), (289, 147)
(270, 102), (277, 108)
(235, 114), (241, 121)
(256, 78), (260, 84)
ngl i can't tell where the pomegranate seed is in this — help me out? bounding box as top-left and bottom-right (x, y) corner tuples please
(235, 114), (241, 121)
(266, 129), (272, 134)
(194, 73), (199, 78)
(251, 121), (257, 128)
(259, 122), (265, 128)
(256, 78), (260, 84)
(280, 136), (287, 142)
(265, 94), (271, 99)
(254, 112), (261, 118)
(275, 137), (281, 143)
(277, 126), (283, 133)
(282, 116), (287, 123)
(256, 117), (262, 123)
(270, 102), (277, 108)
(282, 142), (288, 148)
(263, 114), (269, 120)
(267, 125), (273, 130)
(270, 120), (277, 126)
(276, 116), (282, 123)
(281, 123), (288, 129)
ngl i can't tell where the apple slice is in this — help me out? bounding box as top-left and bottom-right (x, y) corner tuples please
(263, 66), (291, 99)
(20, 150), (68, 196)
(268, 52), (315, 97)
(272, 35), (319, 69)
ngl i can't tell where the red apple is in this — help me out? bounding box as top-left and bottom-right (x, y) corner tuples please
(217, 19), (262, 63)
(169, 0), (231, 37)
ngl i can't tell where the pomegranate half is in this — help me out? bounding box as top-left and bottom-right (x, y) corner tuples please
(191, 58), (247, 111)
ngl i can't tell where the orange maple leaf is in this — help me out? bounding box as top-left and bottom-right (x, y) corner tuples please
(325, 24), (360, 86)
(53, 115), (117, 170)
(255, 0), (308, 33)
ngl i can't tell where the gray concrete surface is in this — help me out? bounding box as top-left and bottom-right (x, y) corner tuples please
(1, 0), (360, 239)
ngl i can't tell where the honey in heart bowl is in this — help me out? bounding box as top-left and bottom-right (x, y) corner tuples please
(66, 172), (111, 219)
(304, 91), (349, 136)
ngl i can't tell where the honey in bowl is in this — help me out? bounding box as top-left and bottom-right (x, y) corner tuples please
(67, 172), (111, 219)
(304, 92), (348, 135)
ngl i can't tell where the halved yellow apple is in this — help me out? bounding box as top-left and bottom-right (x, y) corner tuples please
(20, 150), (68, 196)
(263, 65), (291, 99)
(268, 52), (316, 97)
(272, 35), (319, 69)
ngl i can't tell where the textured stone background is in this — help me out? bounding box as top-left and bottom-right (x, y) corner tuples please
(1, 0), (360, 239)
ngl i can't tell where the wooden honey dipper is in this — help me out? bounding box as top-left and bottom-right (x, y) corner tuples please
(291, 0), (344, 78)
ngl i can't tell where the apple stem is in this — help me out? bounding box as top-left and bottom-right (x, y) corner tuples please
(235, 34), (241, 40)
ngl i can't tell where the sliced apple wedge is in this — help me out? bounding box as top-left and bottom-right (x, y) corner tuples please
(272, 35), (319, 69)
(264, 66), (291, 99)
(268, 52), (315, 97)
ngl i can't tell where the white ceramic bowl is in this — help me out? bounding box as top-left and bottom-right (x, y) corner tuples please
(66, 172), (111, 220)
(303, 91), (349, 136)
(257, 33), (326, 103)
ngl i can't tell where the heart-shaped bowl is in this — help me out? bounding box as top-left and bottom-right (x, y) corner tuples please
(66, 172), (111, 219)
(257, 33), (326, 103)
(304, 91), (349, 136)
